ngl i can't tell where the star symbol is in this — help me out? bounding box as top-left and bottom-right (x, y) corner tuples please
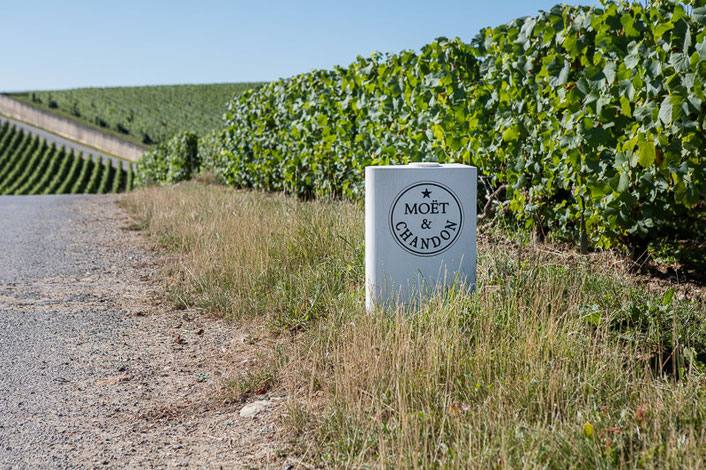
(421, 188), (431, 198)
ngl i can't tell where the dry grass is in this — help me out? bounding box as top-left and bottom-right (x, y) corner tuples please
(122, 182), (706, 469)
(122, 181), (362, 329)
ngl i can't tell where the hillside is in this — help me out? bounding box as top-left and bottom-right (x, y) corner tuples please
(9, 82), (263, 145)
(0, 121), (134, 194)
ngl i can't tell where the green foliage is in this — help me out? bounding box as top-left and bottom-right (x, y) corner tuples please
(0, 130), (35, 186)
(70, 153), (92, 194)
(97, 157), (112, 194)
(24, 145), (65, 195)
(136, 131), (199, 186)
(125, 163), (135, 191)
(220, 37), (477, 199)
(57, 151), (82, 194)
(198, 129), (229, 180)
(13, 83), (263, 144)
(467, 0), (706, 248)
(0, 123), (133, 194)
(112, 162), (123, 193)
(206, 0), (705, 250)
(84, 156), (103, 194)
(44, 148), (74, 194)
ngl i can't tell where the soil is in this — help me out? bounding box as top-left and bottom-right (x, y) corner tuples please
(478, 231), (706, 303)
(0, 195), (296, 469)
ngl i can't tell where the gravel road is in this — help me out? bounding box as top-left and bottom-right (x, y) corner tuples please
(0, 195), (290, 469)
(0, 116), (130, 169)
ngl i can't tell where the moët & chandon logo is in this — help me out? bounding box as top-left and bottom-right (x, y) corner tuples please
(388, 181), (463, 256)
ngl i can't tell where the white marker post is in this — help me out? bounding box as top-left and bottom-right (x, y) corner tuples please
(365, 162), (477, 310)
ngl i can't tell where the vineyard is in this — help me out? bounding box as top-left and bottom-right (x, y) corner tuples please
(9, 82), (263, 145)
(0, 121), (135, 195)
(138, 0), (706, 255)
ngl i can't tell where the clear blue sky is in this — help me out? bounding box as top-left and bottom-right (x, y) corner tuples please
(0, 0), (597, 92)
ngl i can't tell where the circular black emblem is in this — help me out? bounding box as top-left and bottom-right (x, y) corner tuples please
(389, 182), (463, 257)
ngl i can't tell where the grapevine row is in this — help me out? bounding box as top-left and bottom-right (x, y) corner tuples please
(139, 0), (706, 252)
(0, 121), (136, 195)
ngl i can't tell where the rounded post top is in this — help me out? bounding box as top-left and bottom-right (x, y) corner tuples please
(365, 163), (476, 173)
(408, 162), (442, 168)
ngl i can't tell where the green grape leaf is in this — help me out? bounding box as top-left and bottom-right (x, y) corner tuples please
(637, 137), (656, 168)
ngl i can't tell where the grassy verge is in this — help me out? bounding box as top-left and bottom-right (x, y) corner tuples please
(122, 181), (706, 469)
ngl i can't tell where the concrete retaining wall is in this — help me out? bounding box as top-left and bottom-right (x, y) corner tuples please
(0, 94), (146, 162)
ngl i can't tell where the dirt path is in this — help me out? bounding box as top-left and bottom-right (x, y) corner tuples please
(0, 195), (292, 469)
